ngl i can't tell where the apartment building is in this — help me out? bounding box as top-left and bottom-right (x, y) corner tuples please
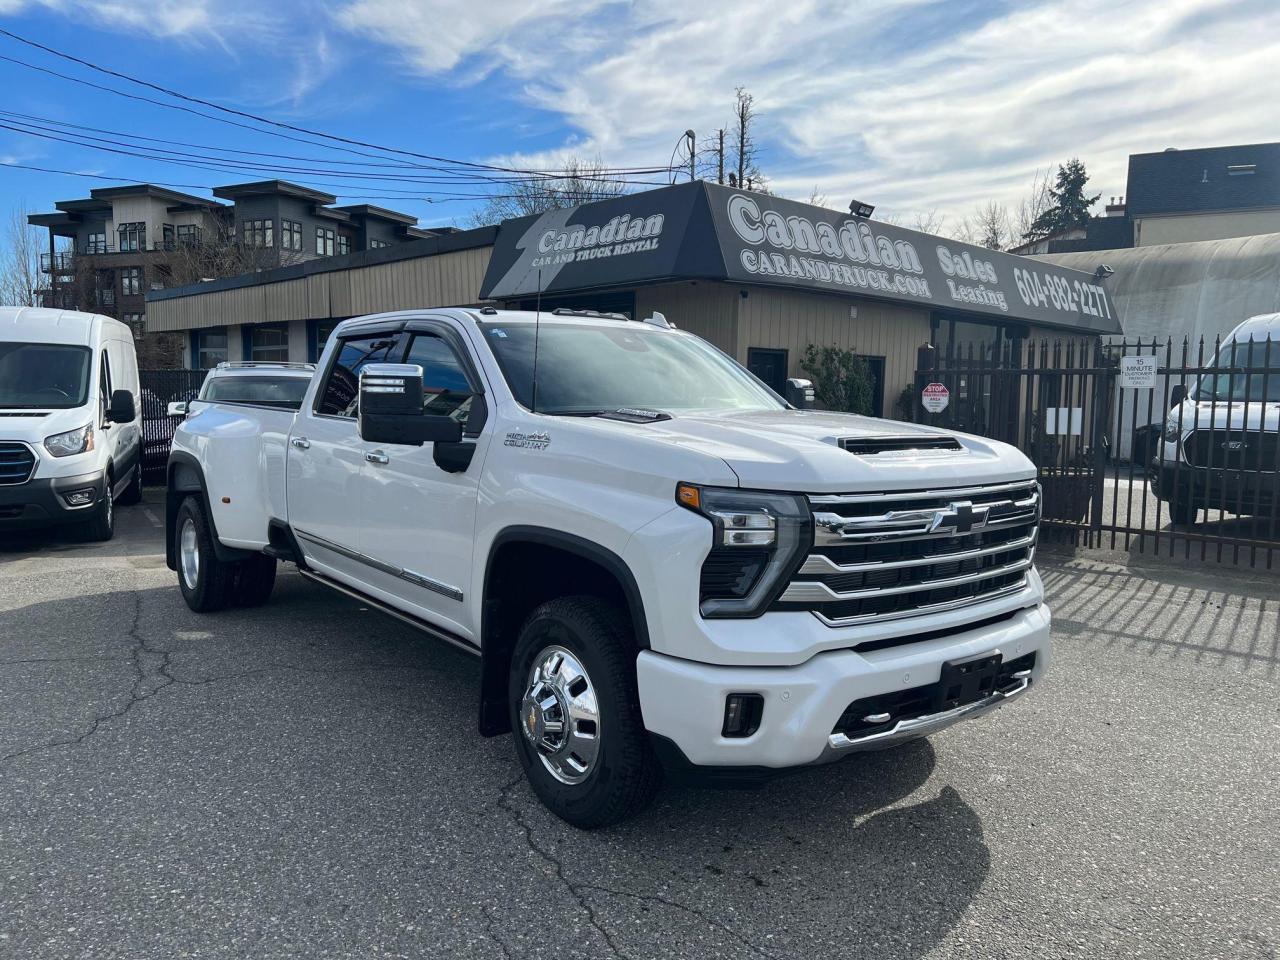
(29, 180), (433, 366)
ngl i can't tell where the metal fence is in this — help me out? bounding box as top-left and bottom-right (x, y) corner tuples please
(139, 369), (207, 474)
(913, 336), (1280, 567)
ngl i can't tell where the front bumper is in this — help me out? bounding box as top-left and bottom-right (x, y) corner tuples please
(0, 471), (105, 530)
(1149, 461), (1280, 510)
(636, 601), (1050, 770)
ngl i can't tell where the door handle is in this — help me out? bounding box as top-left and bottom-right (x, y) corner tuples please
(290, 436), (311, 449)
(365, 451), (389, 465)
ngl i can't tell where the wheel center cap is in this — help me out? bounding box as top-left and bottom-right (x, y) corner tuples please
(520, 695), (545, 743)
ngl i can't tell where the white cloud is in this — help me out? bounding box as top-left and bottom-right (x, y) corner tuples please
(331, 0), (1280, 224)
(0, 0), (271, 40)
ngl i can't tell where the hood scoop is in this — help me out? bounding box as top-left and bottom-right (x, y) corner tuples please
(839, 435), (962, 456)
(0, 410), (49, 417)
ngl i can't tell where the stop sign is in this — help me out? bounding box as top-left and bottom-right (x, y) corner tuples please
(922, 382), (949, 413)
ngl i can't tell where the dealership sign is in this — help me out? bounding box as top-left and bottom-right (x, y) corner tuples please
(480, 182), (1120, 334)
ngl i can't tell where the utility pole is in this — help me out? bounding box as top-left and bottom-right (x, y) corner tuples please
(717, 129), (725, 184)
(685, 129), (696, 182)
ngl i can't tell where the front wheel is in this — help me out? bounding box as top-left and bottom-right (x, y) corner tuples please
(509, 596), (661, 829)
(80, 477), (115, 542)
(174, 496), (236, 612)
(117, 459), (143, 505)
(1167, 493), (1199, 525)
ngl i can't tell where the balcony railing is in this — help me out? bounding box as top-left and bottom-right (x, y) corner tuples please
(39, 251), (76, 274)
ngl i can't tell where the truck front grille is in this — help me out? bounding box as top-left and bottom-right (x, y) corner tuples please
(775, 479), (1039, 627)
(0, 441), (36, 485)
(1184, 430), (1279, 472)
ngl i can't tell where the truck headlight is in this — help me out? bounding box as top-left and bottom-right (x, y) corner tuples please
(44, 423), (95, 457)
(677, 483), (811, 618)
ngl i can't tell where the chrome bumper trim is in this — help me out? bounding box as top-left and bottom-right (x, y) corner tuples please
(821, 677), (1031, 759)
(782, 557), (1032, 604)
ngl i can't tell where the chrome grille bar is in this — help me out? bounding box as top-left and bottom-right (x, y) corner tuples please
(809, 478), (1037, 506)
(813, 582), (1030, 628)
(813, 494), (1038, 546)
(799, 533), (1037, 575)
(780, 556), (1032, 604)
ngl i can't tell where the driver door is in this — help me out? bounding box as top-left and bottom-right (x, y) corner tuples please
(355, 321), (491, 641)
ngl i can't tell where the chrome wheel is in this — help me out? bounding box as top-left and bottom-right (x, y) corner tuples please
(520, 645), (601, 785)
(179, 517), (199, 590)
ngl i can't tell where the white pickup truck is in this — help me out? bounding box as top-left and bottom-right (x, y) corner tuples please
(167, 307), (1050, 827)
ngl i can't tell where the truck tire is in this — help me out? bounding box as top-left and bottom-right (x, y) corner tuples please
(1168, 494), (1199, 525)
(230, 554), (277, 607)
(80, 476), (115, 542)
(174, 496), (235, 612)
(118, 459), (143, 505)
(509, 596), (662, 829)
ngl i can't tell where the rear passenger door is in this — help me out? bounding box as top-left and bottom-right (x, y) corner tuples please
(287, 329), (402, 586)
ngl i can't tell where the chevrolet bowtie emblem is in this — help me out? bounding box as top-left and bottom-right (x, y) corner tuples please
(929, 500), (989, 535)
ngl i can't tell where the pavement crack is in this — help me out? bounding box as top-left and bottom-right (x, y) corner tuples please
(1, 586), (173, 767)
(496, 774), (630, 960)
(480, 904), (515, 960)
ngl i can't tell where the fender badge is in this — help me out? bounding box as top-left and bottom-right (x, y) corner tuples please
(505, 430), (551, 451)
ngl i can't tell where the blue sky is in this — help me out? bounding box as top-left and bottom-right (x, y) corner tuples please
(0, 0), (1276, 233)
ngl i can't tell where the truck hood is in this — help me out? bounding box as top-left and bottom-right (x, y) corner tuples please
(1173, 401), (1280, 431)
(0, 407), (87, 443)
(621, 408), (1034, 494)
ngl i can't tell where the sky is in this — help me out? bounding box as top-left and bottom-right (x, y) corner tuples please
(0, 0), (1276, 233)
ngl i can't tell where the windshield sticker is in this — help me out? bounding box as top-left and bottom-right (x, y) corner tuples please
(505, 430), (550, 451)
(490, 328), (508, 339)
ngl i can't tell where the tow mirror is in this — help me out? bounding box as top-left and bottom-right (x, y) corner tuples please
(106, 389), (136, 424)
(1168, 384), (1187, 408)
(358, 363), (462, 446)
(785, 378), (815, 409)
(167, 400), (188, 418)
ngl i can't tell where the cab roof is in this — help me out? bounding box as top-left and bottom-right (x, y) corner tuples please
(0, 307), (126, 345)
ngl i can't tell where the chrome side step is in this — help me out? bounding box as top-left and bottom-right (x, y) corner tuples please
(297, 568), (480, 659)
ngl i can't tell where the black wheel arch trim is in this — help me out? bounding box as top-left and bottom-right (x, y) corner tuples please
(477, 525), (651, 737)
(164, 451), (253, 569)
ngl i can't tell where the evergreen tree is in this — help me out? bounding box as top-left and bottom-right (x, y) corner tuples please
(1023, 158), (1100, 240)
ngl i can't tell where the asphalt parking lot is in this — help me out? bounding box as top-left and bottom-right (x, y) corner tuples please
(2, 490), (1277, 960)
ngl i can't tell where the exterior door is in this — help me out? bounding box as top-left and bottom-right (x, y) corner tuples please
(287, 330), (402, 586)
(356, 322), (490, 641)
(747, 347), (788, 395)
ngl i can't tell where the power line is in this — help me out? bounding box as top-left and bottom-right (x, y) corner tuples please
(0, 27), (673, 183)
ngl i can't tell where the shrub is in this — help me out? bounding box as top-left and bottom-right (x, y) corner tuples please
(800, 344), (874, 415)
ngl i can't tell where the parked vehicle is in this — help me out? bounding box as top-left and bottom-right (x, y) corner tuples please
(0, 307), (141, 540)
(167, 307), (1051, 827)
(167, 361), (314, 418)
(1152, 312), (1280, 524)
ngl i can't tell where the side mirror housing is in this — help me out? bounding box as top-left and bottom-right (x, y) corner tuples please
(358, 363), (463, 446)
(107, 389), (136, 424)
(1169, 384), (1188, 409)
(785, 378), (815, 409)
(167, 400), (188, 418)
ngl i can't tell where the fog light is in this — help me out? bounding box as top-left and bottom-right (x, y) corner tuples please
(63, 487), (96, 507)
(722, 693), (764, 738)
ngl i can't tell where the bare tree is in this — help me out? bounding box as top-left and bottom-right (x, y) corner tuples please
(161, 229), (305, 288)
(729, 87), (767, 193)
(1014, 166), (1055, 242)
(806, 186), (829, 208)
(955, 200), (1012, 251)
(468, 156), (630, 226)
(0, 205), (42, 307)
(911, 209), (947, 235)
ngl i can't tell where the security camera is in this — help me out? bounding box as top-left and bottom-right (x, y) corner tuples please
(1094, 264), (1115, 280)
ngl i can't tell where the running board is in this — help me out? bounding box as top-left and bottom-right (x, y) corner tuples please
(297, 568), (480, 659)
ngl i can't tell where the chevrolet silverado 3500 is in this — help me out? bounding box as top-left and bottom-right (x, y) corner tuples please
(167, 307), (1050, 827)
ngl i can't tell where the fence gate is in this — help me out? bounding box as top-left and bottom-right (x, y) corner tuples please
(913, 336), (1280, 568)
(139, 369), (208, 474)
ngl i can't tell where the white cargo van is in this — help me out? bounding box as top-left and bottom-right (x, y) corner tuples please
(0, 307), (142, 540)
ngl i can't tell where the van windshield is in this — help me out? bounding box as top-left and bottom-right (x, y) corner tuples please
(0, 343), (92, 409)
(478, 322), (783, 415)
(1194, 340), (1280, 403)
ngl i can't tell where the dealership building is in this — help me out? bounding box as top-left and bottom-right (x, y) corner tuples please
(146, 182), (1120, 415)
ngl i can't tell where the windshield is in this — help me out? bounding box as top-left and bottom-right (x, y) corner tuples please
(479, 322), (784, 415)
(1194, 340), (1280, 403)
(201, 375), (310, 407)
(0, 343), (92, 409)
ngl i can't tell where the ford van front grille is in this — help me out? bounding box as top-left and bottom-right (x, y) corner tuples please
(0, 441), (36, 485)
(774, 480), (1039, 627)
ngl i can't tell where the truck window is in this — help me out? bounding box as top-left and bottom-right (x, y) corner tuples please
(402, 333), (473, 420)
(315, 334), (401, 417)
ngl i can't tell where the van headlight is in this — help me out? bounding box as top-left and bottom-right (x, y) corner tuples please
(44, 423), (95, 457)
(1162, 420), (1187, 443)
(676, 483), (811, 618)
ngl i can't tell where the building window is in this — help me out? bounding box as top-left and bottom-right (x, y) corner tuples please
(246, 324), (290, 363)
(192, 329), (229, 370)
(85, 231), (107, 254)
(282, 220), (303, 252)
(337, 235), (350, 256)
(243, 219), (274, 248)
(369, 238), (391, 249)
(176, 224), (202, 245)
(162, 223), (175, 249)
(122, 313), (144, 338)
(117, 222), (146, 252)
(120, 266), (143, 297)
(316, 227), (335, 257)
(310, 320), (339, 362)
